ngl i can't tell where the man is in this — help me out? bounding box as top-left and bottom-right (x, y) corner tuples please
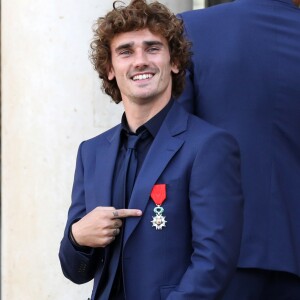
(178, 0), (300, 299)
(59, 1), (243, 299)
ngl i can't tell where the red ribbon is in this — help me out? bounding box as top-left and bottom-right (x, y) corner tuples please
(150, 184), (166, 206)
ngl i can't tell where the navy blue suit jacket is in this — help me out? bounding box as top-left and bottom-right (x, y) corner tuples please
(59, 102), (243, 299)
(179, 0), (300, 277)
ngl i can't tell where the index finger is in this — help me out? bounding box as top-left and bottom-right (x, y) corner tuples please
(112, 209), (142, 219)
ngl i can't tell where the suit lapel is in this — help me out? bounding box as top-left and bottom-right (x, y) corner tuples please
(123, 102), (189, 245)
(94, 125), (121, 207)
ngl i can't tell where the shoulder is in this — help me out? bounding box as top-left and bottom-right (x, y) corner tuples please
(187, 113), (239, 151)
(179, 1), (246, 33)
(170, 102), (240, 155)
(184, 116), (242, 186)
(79, 124), (120, 153)
(170, 101), (238, 148)
(179, 1), (238, 21)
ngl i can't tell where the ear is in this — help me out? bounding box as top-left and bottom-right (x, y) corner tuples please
(171, 63), (179, 74)
(108, 67), (115, 80)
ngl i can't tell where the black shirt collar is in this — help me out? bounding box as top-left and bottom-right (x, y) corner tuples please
(121, 99), (174, 138)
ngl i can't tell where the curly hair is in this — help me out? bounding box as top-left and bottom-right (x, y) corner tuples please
(293, 0), (300, 6)
(90, 0), (192, 104)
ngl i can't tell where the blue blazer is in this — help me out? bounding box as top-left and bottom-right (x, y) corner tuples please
(59, 102), (243, 299)
(179, 0), (300, 277)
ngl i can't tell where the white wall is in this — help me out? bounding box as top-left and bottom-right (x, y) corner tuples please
(1, 0), (195, 299)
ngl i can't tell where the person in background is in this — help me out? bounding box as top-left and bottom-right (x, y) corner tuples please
(59, 0), (244, 299)
(178, 0), (300, 299)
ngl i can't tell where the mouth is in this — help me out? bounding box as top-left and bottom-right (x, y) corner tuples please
(132, 73), (154, 81)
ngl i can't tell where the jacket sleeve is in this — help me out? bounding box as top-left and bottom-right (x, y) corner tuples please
(168, 131), (244, 299)
(58, 142), (104, 284)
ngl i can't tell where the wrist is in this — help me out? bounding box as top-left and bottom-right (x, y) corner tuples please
(69, 224), (83, 247)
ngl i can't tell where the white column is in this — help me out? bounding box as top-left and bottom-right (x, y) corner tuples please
(2, 1), (120, 299)
(159, 0), (193, 13)
(1, 0), (192, 299)
(194, 0), (206, 9)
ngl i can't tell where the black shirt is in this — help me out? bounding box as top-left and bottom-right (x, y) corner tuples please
(113, 99), (174, 208)
(109, 99), (174, 299)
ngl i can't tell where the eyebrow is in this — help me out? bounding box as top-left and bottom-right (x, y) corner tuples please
(143, 40), (164, 47)
(114, 40), (164, 53)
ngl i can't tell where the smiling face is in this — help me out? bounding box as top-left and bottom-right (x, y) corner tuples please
(108, 29), (179, 108)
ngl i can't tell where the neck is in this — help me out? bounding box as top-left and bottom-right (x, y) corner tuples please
(123, 96), (171, 133)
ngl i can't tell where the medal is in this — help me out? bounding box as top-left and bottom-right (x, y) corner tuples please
(150, 184), (167, 230)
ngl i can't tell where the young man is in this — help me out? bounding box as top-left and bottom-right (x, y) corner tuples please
(59, 1), (243, 299)
(178, 0), (300, 299)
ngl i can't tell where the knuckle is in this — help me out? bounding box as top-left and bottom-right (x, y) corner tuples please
(103, 220), (111, 228)
(117, 209), (124, 217)
(102, 229), (109, 236)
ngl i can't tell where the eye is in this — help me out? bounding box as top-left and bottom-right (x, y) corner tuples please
(147, 46), (160, 53)
(119, 49), (131, 57)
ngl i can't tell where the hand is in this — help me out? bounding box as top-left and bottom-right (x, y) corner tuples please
(71, 206), (142, 248)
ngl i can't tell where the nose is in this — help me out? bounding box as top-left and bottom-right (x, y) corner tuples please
(133, 49), (149, 69)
